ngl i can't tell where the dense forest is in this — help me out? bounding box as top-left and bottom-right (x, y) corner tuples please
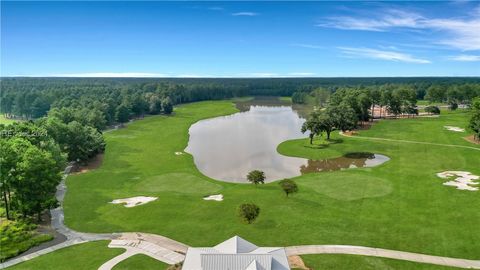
(1, 77), (480, 261)
(2, 77), (480, 124)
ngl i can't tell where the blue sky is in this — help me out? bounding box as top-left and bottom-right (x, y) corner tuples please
(1, 1), (480, 77)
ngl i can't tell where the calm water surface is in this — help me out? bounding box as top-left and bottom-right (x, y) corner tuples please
(185, 99), (388, 183)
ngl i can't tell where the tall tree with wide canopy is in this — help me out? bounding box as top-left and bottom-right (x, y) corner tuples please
(301, 111), (323, 144)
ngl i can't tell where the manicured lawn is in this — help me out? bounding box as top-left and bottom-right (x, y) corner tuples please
(8, 241), (123, 270)
(359, 110), (474, 146)
(417, 100), (448, 106)
(112, 254), (169, 270)
(61, 100), (479, 263)
(300, 254), (461, 270)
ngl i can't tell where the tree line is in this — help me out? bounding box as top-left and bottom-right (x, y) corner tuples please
(300, 84), (480, 143)
(1, 77), (479, 222)
(2, 77), (480, 123)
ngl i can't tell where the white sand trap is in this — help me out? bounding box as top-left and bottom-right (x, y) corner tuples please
(437, 171), (479, 191)
(203, 194), (223, 201)
(175, 152), (183, 155)
(110, 196), (158, 207)
(444, 126), (465, 132)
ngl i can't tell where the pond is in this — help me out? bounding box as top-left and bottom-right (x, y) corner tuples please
(185, 97), (389, 183)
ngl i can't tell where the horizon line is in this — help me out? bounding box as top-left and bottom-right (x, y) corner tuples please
(3, 76), (480, 79)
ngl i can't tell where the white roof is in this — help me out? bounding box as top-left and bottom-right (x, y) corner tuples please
(213, 236), (259, 253)
(182, 236), (290, 270)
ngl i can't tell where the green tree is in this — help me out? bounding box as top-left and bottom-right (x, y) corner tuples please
(12, 145), (61, 220)
(469, 98), (480, 141)
(115, 103), (131, 123)
(247, 170), (266, 185)
(313, 88), (330, 107)
(65, 121), (105, 162)
(301, 111), (323, 144)
(238, 203), (260, 224)
(0, 138), (20, 220)
(370, 88), (382, 120)
(425, 106), (440, 115)
(30, 97), (50, 118)
(162, 97), (173, 114)
(291, 92), (307, 104)
(357, 92), (372, 123)
(279, 179), (298, 197)
(146, 93), (162, 114)
(425, 85), (447, 103)
(329, 103), (358, 132)
(387, 92), (402, 117)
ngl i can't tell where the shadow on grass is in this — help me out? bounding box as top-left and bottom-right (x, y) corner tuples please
(304, 138), (344, 149)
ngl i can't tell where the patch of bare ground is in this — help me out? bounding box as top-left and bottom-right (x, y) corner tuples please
(288, 255), (311, 270)
(71, 153), (104, 174)
(343, 130), (358, 136)
(464, 135), (480, 145)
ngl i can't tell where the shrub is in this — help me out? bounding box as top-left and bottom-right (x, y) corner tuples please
(425, 105), (440, 115)
(247, 170), (266, 185)
(238, 203), (260, 224)
(0, 220), (53, 262)
(279, 179), (298, 197)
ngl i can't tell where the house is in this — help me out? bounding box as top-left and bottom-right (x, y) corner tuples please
(182, 236), (290, 270)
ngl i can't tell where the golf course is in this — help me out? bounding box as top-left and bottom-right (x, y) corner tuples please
(7, 99), (479, 269)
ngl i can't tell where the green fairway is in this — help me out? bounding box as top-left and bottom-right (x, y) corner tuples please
(300, 254), (461, 270)
(112, 254), (169, 270)
(8, 241), (122, 270)
(62, 100), (479, 262)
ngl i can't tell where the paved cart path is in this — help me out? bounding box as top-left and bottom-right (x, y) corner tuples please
(2, 165), (480, 269)
(0, 165), (119, 269)
(286, 245), (480, 269)
(339, 132), (480, 151)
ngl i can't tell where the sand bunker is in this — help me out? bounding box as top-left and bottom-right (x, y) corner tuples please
(444, 126), (465, 132)
(175, 152), (183, 155)
(110, 196), (158, 207)
(437, 171), (479, 191)
(203, 194), (223, 201)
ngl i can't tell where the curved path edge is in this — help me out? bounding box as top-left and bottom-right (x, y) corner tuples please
(0, 165), (119, 269)
(286, 245), (480, 269)
(339, 131), (480, 151)
(2, 165), (479, 270)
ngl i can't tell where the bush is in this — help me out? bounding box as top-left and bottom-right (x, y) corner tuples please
(238, 203), (260, 224)
(279, 179), (298, 197)
(247, 170), (266, 185)
(0, 220), (53, 262)
(425, 105), (440, 114)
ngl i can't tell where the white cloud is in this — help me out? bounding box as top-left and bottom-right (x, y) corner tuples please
(425, 18), (480, 51)
(292, 43), (323, 49)
(448, 54), (480, 61)
(318, 8), (480, 51)
(9, 72), (318, 78)
(287, 72), (316, 77)
(231, 12), (258, 17)
(339, 47), (431, 64)
(246, 72), (278, 77)
(31, 72), (169, 78)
